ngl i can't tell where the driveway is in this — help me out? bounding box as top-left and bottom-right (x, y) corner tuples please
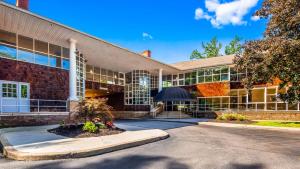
(0, 120), (299, 169)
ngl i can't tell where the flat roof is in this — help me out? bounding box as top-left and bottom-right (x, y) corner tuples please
(171, 55), (235, 70)
(0, 1), (180, 74)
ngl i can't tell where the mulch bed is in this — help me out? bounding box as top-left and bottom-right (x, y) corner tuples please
(48, 124), (125, 138)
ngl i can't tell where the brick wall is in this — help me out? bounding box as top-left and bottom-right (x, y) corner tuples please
(0, 58), (69, 100)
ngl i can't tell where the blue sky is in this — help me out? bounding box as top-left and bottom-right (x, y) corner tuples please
(6, 0), (266, 63)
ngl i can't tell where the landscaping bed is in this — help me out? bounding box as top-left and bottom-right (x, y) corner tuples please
(49, 124), (125, 138)
(213, 113), (300, 128)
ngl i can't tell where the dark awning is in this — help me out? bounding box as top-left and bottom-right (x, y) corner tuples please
(154, 87), (195, 102)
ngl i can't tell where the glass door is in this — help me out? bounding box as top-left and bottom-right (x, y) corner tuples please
(18, 83), (30, 112)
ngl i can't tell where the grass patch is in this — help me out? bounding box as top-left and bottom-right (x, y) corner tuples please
(253, 121), (300, 128)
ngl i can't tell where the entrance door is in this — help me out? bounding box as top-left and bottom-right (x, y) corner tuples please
(0, 81), (30, 113)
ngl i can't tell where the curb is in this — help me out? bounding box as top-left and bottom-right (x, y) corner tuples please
(0, 131), (169, 161)
(145, 119), (200, 125)
(198, 122), (300, 131)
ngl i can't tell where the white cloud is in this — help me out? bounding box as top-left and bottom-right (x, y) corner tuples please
(251, 15), (260, 21)
(142, 32), (153, 40)
(195, 0), (259, 28)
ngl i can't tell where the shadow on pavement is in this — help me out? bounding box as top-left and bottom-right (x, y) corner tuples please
(115, 120), (195, 131)
(229, 163), (265, 169)
(24, 155), (190, 169)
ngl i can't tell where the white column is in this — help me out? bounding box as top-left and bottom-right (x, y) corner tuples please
(69, 39), (78, 101)
(158, 68), (163, 92)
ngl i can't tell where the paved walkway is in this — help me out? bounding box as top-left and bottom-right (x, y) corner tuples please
(0, 123), (168, 160)
(0, 120), (299, 169)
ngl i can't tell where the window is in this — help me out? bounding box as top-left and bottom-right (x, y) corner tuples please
(35, 40), (48, 53)
(0, 30), (16, 46)
(20, 84), (28, 98)
(49, 44), (61, 56)
(0, 44), (17, 59)
(35, 52), (48, 66)
(2, 83), (17, 98)
(62, 47), (69, 58)
(18, 48), (34, 63)
(49, 55), (61, 68)
(18, 35), (33, 50)
(62, 58), (70, 70)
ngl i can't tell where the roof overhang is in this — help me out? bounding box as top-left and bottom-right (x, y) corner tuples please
(0, 2), (180, 74)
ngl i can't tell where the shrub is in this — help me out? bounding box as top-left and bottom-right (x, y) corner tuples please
(82, 121), (98, 133)
(97, 123), (107, 129)
(217, 113), (247, 121)
(70, 98), (114, 125)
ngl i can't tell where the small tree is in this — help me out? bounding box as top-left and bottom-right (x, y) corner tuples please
(225, 36), (242, 55)
(190, 37), (222, 59)
(70, 98), (114, 125)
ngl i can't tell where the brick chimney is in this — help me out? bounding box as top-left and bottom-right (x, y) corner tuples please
(141, 50), (151, 58)
(16, 0), (29, 10)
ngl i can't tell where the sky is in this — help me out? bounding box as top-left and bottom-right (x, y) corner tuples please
(6, 0), (267, 64)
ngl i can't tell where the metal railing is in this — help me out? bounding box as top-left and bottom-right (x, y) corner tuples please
(0, 98), (68, 114)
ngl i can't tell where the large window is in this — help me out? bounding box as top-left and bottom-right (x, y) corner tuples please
(125, 70), (150, 105)
(85, 64), (125, 87)
(0, 29), (70, 70)
(198, 86), (299, 112)
(2, 83), (17, 98)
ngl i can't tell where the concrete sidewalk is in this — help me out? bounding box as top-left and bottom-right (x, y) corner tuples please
(199, 122), (300, 131)
(0, 125), (169, 161)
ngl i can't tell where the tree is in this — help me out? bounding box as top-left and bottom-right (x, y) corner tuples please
(190, 37), (222, 59)
(234, 0), (300, 103)
(225, 36), (242, 55)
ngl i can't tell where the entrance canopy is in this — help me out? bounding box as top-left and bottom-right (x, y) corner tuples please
(154, 87), (195, 102)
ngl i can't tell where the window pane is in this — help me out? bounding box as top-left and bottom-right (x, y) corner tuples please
(35, 52), (48, 66)
(205, 69), (212, 75)
(94, 67), (100, 74)
(18, 48), (34, 63)
(21, 85), (28, 98)
(62, 47), (69, 58)
(18, 35), (33, 50)
(213, 75), (220, 81)
(213, 68), (220, 74)
(198, 76), (204, 83)
(49, 56), (61, 68)
(0, 30), (16, 46)
(221, 67), (229, 73)
(198, 69), (204, 76)
(251, 89), (265, 102)
(35, 40), (48, 53)
(49, 44), (61, 56)
(221, 74), (229, 81)
(0, 44), (17, 59)
(205, 76), (212, 82)
(62, 58), (70, 70)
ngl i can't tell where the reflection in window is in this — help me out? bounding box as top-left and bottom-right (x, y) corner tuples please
(35, 52), (48, 66)
(0, 44), (17, 59)
(18, 35), (33, 50)
(35, 40), (48, 53)
(0, 30), (16, 46)
(20, 85), (28, 98)
(62, 58), (70, 70)
(49, 44), (61, 56)
(49, 56), (61, 68)
(18, 48), (34, 63)
(2, 83), (17, 98)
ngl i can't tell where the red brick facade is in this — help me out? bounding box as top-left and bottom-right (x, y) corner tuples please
(0, 58), (69, 100)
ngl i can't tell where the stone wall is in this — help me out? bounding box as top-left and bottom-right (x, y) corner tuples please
(201, 111), (300, 121)
(0, 58), (69, 100)
(0, 114), (68, 127)
(112, 111), (150, 119)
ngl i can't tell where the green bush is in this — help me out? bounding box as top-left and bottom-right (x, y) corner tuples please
(82, 121), (98, 133)
(97, 123), (107, 129)
(217, 113), (247, 121)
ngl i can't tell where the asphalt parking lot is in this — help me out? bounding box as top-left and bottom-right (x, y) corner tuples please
(0, 120), (299, 169)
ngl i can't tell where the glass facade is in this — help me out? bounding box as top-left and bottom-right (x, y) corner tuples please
(85, 65), (125, 88)
(0, 29), (70, 70)
(162, 66), (244, 88)
(198, 86), (300, 112)
(125, 70), (151, 105)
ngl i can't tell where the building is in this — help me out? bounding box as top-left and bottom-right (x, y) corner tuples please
(0, 1), (299, 121)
